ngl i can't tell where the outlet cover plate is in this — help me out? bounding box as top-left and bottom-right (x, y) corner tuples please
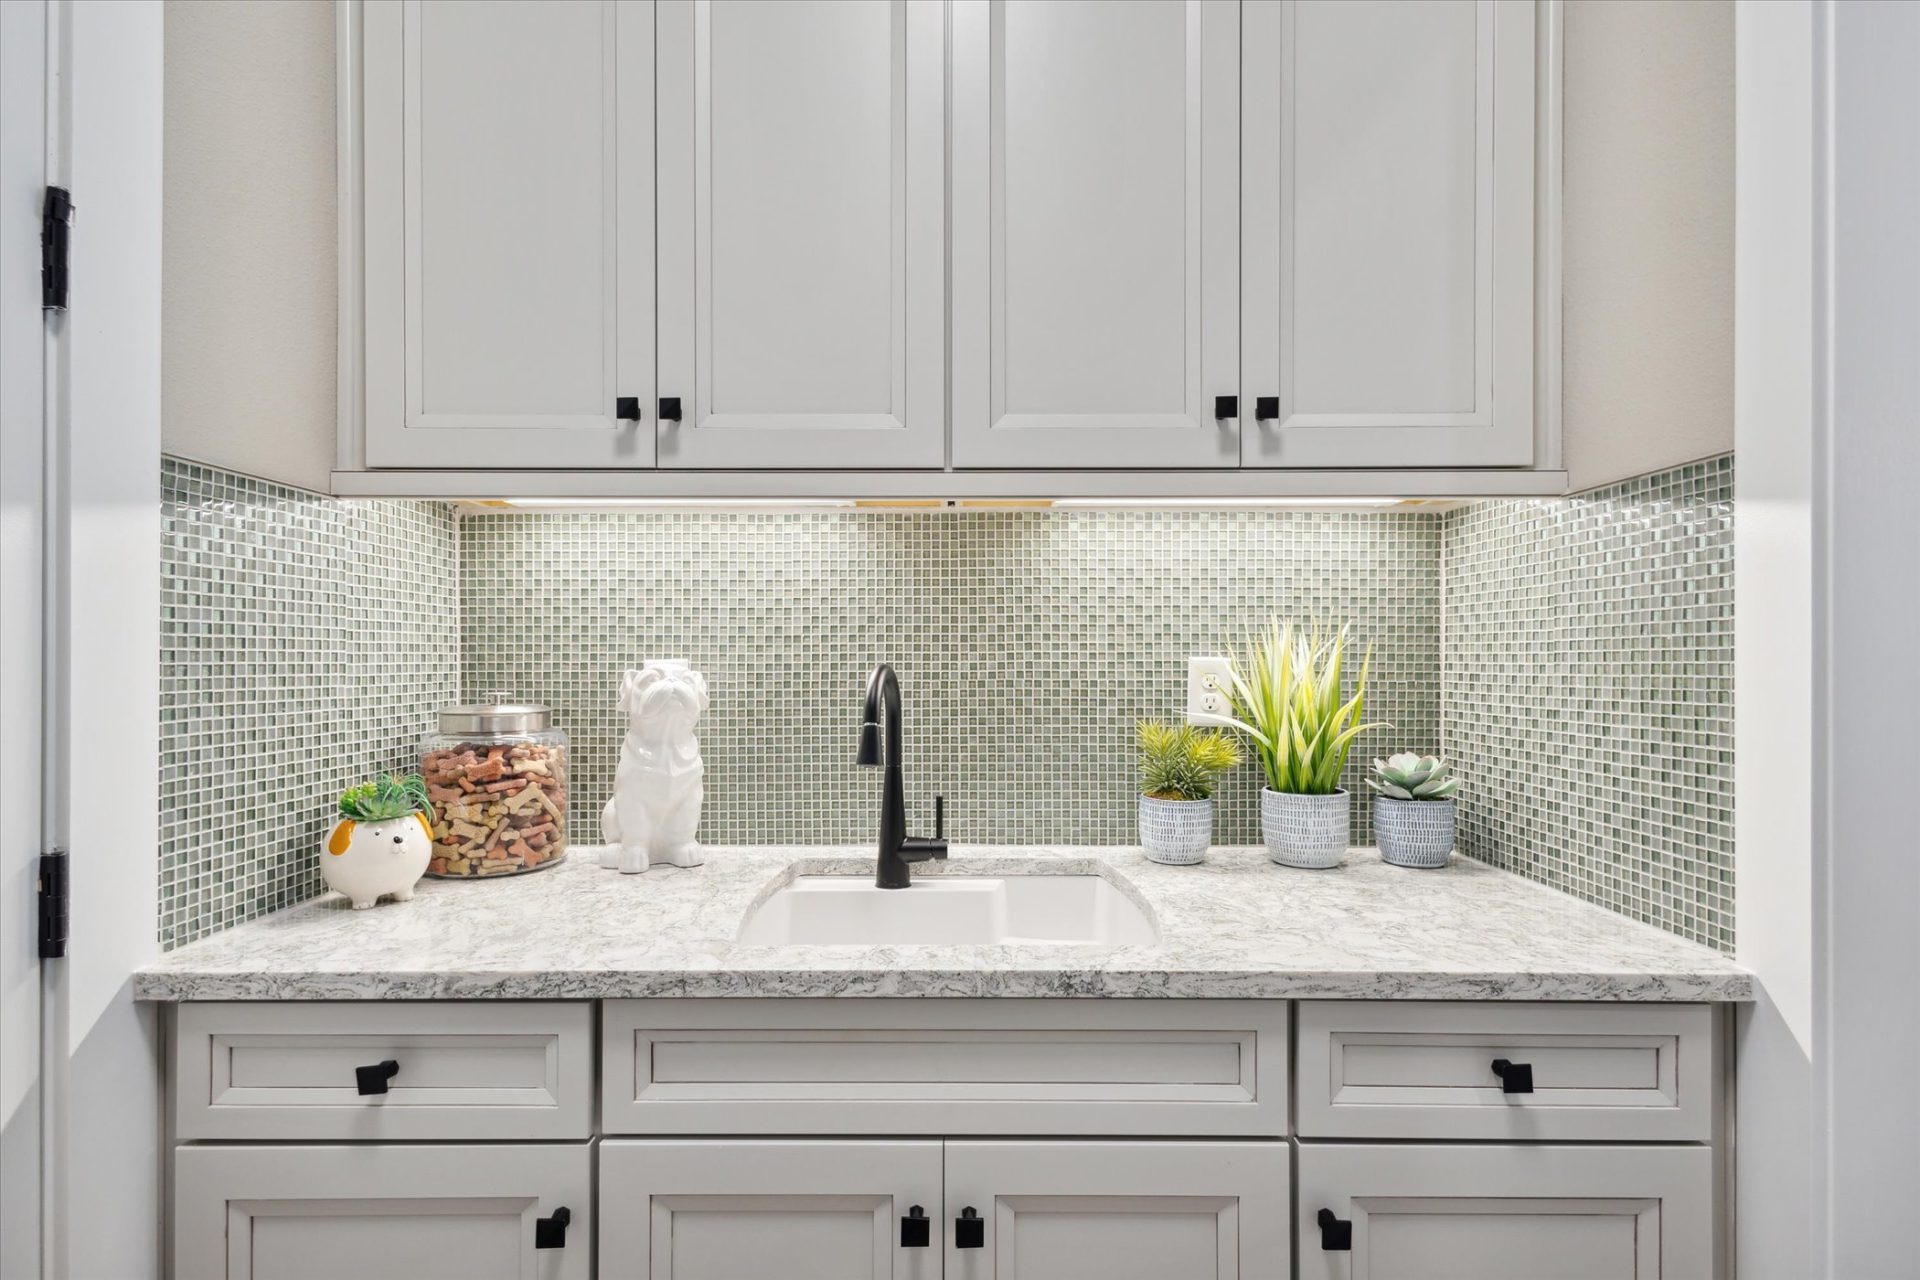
(1186, 656), (1235, 725)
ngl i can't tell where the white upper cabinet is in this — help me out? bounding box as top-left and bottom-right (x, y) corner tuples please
(361, 0), (654, 468)
(949, 0), (1243, 469)
(655, 0), (947, 469)
(1241, 0), (1542, 468)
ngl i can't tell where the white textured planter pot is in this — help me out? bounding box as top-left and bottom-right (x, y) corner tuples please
(1374, 795), (1456, 868)
(1138, 796), (1213, 865)
(1261, 788), (1349, 869)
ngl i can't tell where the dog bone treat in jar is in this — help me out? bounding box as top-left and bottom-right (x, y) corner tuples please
(420, 700), (569, 877)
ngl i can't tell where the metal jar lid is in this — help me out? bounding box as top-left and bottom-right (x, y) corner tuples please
(438, 700), (552, 735)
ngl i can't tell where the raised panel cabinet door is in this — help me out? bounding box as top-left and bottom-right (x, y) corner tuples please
(1241, 0), (1539, 467)
(174, 1143), (591, 1279)
(1296, 1144), (1713, 1280)
(362, 0), (655, 468)
(943, 1140), (1289, 1280)
(950, 0), (1242, 469)
(655, 0), (946, 469)
(600, 1139), (942, 1279)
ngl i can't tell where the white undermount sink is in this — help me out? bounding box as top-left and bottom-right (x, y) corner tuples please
(736, 874), (1158, 947)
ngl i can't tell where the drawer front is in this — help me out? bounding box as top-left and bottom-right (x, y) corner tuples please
(174, 1002), (593, 1140)
(1296, 1001), (1714, 1141)
(602, 999), (1288, 1136)
(1296, 1143), (1713, 1280)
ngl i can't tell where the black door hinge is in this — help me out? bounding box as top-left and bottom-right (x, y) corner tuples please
(42, 186), (73, 312)
(38, 850), (68, 959)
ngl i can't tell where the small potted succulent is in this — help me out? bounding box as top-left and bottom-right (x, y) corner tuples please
(323, 773), (434, 909)
(1368, 754), (1459, 868)
(1135, 719), (1241, 865)
(1224, 620), (1384, 869)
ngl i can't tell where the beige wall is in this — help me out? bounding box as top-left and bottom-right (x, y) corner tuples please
(1561, 0), (1734, 492)
(163, 0), (336, 493)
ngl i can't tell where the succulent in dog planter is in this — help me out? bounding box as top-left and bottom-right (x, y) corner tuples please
(1223, 619), (1386, 869)
(324, 774), (434, 909)
(1368, 753), (1459, 868)
(1135, 720), (1241, 865)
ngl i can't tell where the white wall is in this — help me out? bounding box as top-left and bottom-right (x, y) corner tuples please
(162, 0), (335, 493)
(1562, 0), (1735, 492)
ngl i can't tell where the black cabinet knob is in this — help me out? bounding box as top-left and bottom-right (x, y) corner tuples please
(1213, 394), (1238, 420)
(659, 395), (683, 422)
(535, 1206), (571, 1249)
(1255, 394), (1280, 422)
(354, 1059), (399, 1096)
(900, 1204), (930, 1248)
(1317, 1208), (1352, 1251)
(615, 395), (641, 421)
(1492, 1058), (1535, 1094)
(955, 1206), (984, 1249)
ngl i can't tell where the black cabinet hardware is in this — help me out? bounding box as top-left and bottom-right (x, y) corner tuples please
(1491, 1058), (1534, 1094)
(535, 1206), (572, 1249)
(659, 396), (683, 422)
(900, 1205), (930, 1248)
(956, 1206), (984, 1249)
(42, 186), (72, 312)
(37, 850), (68, 959)
(616, 396), (641, 421)
(354, 1059), (399, 1096)
(1255, 395), (1280, 421)
(1317, 1208), (1352, 1251)
(1214, 394), (1238, 420)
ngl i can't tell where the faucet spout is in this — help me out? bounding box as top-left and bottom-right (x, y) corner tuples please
(858, 664), (946, 888)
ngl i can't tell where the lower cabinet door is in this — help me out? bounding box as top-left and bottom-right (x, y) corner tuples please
(943, 1140), (1289, 1280)
(1297, 1143), (1713, 1279)
(174, 1143), (590, 1279)
(600, 1139), (942, 1279)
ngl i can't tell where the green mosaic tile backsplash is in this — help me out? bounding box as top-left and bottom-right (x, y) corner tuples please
(158, 457), (1735, 954)
(1440, 457), (1736, 950)
(159, 460), (458, 948)
(459, 509), (1442, 850)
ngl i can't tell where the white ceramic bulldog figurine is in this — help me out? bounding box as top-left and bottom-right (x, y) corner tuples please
(599, 661), (708, 873)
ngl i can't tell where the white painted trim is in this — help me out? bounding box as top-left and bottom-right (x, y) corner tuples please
(335, 0), (364, 473)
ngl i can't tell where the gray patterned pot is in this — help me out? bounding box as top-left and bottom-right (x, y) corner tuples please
(1261, 788), (1349, 869)
(1138, 796), (1213, 865)
(1374, 795), (1455, 868)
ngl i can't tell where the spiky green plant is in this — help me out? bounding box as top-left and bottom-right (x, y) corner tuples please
(1137, 720), (1242, 801)
(1368, 753), (1459, 801)
(1220, 619), (1387, 796)
(338, 773), (430, 822)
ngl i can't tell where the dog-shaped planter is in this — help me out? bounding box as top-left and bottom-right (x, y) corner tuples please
(599, 661), (708, 873)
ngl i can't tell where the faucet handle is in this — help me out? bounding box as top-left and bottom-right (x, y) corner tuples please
(933, 795), (944, 841)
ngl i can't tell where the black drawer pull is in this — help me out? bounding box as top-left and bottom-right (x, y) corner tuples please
(354, 1059), (399, 1096)
(659, 395), (683, 422)
(535, 1206), (571, 1249)
(955, 1206), (984, 1249)
(900, 1204), (930, 1248)
(1492, 1058), (1535, 1094)
(1255, 394), (1280, 421)
(1318, 1208), (1352, 1251)
(615, 395), (641, 421)
(1213, 394), (1238, 420)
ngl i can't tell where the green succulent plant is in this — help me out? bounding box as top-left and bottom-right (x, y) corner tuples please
(338, 773), (430, 822)
(1367, 753), (1460, 801)
(1137, 720), (1242, 802)
(1221, 619), (1386, 796)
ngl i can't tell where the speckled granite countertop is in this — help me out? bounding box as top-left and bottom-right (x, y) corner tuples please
(134, 846), (1751, 1002)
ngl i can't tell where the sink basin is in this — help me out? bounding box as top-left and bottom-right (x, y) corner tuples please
(736, 875), (1158, 947)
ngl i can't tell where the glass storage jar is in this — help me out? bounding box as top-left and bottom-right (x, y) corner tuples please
(420, 700), (569, 877)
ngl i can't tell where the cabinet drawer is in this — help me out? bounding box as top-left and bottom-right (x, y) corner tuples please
(1296, 1002), (1714, 1141)
(1297, 1143), (1712, 1280)
(175, 1142), (591, 1280)
(602, 999), (1288, 1136)
(174, 1002), (593, 1140)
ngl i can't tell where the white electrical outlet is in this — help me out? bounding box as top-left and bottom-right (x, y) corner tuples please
(1185, 656), (1235, 724)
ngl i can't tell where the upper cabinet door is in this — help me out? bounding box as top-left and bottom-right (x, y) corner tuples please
(1242, 0), (1539, 468)
(655, 0), (946, 470)
(362, 0), (654, 469)
(950, 1), (1242, 469)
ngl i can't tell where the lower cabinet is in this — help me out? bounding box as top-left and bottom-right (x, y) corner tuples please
(1296, 1143), (1713, 1280)
(600, 1138), (1288, 1280)
(173, 1142), (591, 1279)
